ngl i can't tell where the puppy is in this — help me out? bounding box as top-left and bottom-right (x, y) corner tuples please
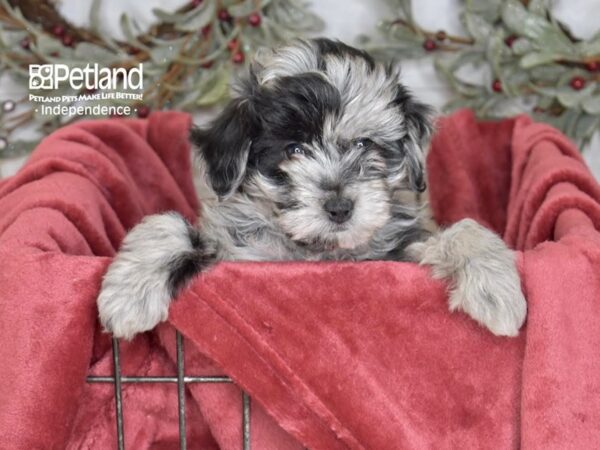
(98, 39), (526, 340)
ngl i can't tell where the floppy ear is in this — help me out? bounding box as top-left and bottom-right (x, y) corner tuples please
(394, 85), (434, 192)
(190, 99), (255, 199)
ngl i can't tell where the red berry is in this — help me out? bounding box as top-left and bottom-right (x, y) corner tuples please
(570, 76), (586, 90)
(50, 51), (60, 57)
(62, 34), (74, 47)
(201, 60), (213, 69)
(128, 46), (141, 55)
(227, 38), (238, 52)
(218, 8), (232, 22)
(52, 24), (65, 37)
(201, 25), (212, 37)
(248, 13), (262, 27)
(191, 0), (202, 6)
(423, 38), (437, 51)
(137, 105), (151, 118)
(20, 37), (31, 50)
(504, 35), (517, 47)
(492, 79), (502, 93)
(585, 61), (600, 72)
(232, 51), (245, 64)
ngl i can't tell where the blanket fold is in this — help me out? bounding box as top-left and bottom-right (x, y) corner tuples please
(1, 110), (599, 449)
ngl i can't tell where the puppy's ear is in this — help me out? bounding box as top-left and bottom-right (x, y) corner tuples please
(190, 99), (254, 199)
(394, 85), (434, 192)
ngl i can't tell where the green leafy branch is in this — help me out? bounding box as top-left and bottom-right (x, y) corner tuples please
(364, 0), (600, 148)
(0, 0), (323, 159)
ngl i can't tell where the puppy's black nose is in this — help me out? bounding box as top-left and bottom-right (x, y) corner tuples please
(323, 197), (354, 224)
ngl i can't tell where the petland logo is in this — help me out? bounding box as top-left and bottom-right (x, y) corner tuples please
(28, 63), (144, 117)
(29, 64), (143, 90)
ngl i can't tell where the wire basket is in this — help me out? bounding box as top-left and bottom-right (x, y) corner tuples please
(87, 331), (251, 450)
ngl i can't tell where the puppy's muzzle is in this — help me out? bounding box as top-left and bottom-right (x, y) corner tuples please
(323, 197), (354, 224)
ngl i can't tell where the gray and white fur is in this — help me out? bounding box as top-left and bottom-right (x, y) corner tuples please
(98, 39), (526, 340)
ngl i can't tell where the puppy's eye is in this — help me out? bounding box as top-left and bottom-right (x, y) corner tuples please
(354, 138), (373, 149)
(285, 143), (306, 158)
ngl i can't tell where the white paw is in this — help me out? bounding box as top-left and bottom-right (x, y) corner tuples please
(411, 219), (527, 337)
(98, 213), (197, 340)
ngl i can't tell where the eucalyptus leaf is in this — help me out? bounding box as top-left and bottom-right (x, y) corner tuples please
(530, 64), (567, 82)
(558, 69), (584, 86)
(152, 8), (195, 24)
(73, 42), (122, 63)
(445, 50), (485, 72)
(536, 95), (555, 109)
(389, 24), (421, 42)
(197, 69), (230, 106)
(148, 41), (185, 65)
(176, 1), (216, 32)
(574, 113), (600, 139)
(145, 35), (188, 48)
(89, 0), (102, 34)
(34, 36), (64, 55)
(557, 84), (596, 108)
(503, 68), (530, 96)
(563, 109), (581, 137)
(464, 0), (503, 22)
(510, 38), (533, 55)
(527, 0), (549, 16)
(582, 96), (600, 115)
(2, 57), (30, 76)
(577, 37), (600, 57)
(443, 97), (472, 112)
(520, 52), (560, 68)
(0, 140), (37, 159)
(479, 95), (503, 116)
(397, 0), (413, 20)
(447, 77), (485, 97)
(119, 14), (149, 51)
(485, 32), (507, 75)
(501, 0), (574, 54)
(463, 12), (494, 43)
(530, 85), (562, 97)
(229, 0), (271, 17)
(444, 95), (488, 112)
(540, 112), (567, 132)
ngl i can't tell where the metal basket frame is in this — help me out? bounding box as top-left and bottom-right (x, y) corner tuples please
(87, 331), (251, 450)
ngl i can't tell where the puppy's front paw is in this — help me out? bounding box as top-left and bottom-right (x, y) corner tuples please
(98, 272), (171, 341)
(415, 219), (527, 337)
(449, 267), (526, 337)
(98, 213), (214, 340)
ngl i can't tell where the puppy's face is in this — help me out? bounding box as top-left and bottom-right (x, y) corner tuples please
(192, 39), (432, 252)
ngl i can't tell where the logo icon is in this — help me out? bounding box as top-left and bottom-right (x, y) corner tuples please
(29, 64), (55, 90)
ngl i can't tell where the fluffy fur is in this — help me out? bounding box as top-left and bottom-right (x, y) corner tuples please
(98, 213), (216, 340)
(406, 219), (527, 336)
(97, 38), (526, 340)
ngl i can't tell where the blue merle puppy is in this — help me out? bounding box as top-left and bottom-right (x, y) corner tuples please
(98, 39), (526, 340)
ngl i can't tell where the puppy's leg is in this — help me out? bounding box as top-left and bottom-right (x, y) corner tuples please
(407, 218), (526, 336)
(97, 212), (216, 340)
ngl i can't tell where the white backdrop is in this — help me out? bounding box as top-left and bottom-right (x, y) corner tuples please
(1, 0), (598, 177)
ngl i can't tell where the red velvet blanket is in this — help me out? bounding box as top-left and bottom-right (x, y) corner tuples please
(1, 110), (599, 449)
